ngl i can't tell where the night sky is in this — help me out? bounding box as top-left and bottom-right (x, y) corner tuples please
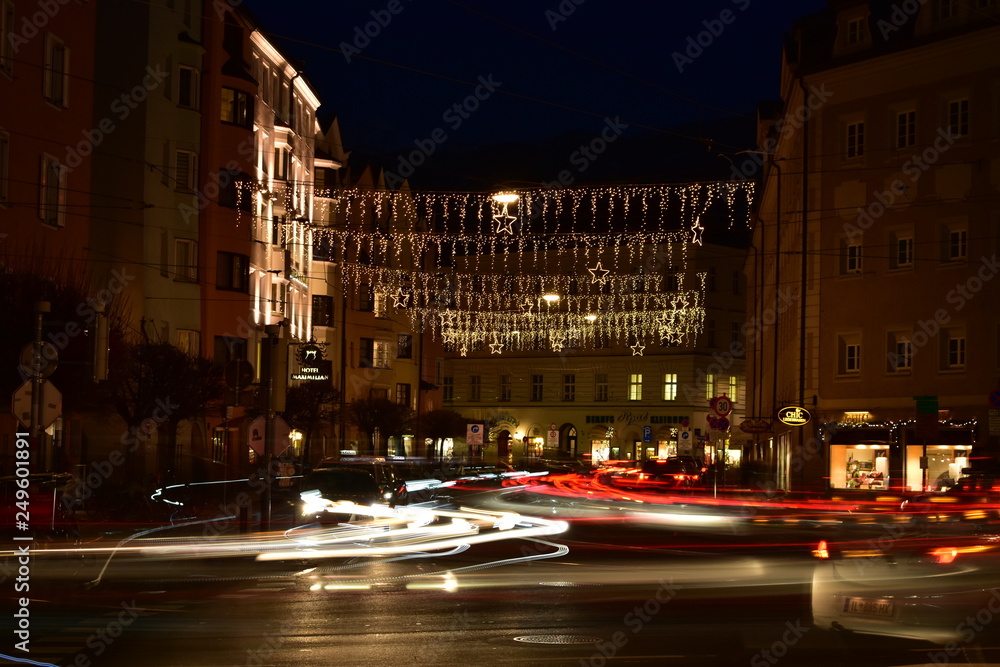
(243, 0), (829, 188)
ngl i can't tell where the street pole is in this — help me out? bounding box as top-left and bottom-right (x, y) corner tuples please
(31, 302), (50, 471)
(261, 325), (278, 531)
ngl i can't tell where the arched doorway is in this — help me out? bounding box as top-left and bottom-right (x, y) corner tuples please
(561, 425), (578, 457)
(497, 430), (511, 461)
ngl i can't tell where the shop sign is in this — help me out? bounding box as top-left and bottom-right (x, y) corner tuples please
(777, 406), (811, 426)
(739, 419), (773, 433)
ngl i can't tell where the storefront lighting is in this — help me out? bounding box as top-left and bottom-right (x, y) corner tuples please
(542, 293), (560, 303)
(855, 445), (867, 449)
(584, 314), (598, 322)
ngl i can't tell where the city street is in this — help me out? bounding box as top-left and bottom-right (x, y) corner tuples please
(11, 515), (992, 667)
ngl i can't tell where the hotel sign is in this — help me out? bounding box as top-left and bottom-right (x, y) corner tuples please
(291, 342), (331, 381)
(777, 406), (811, 426)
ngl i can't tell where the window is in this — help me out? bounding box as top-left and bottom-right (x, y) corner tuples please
(629, 374), (643, 401)
(397, 334), (412, 359)
(43, 34), (69, 107)
(728, 375), (738, 403)
(846, 121), (865, 158)
(396, 383), (411, 407)
(274, 147), (290, 181)
(947, 228), (967, 260)
(838, 336), (861, 375)
(374, 292), (389, 318)
(220, 87), (252, 127)
(213, 335), (247, 365)
(178, 66), (199, 109)
(0, 129), (8, 205)
(261, 63), (271, 106)
(218, 170), (252, 211)
(175, 150), (198, 193)
(731, 322), (741, 346)
(843, 241), (862, 274)
(530, 374), (544, 402)
(944, 332), (966, 369)
(847, 17), (865, 44)
(216, 251), (249, 292)
(938, 0), (957, 19)
(358, 285), (373, 311)
(39, 154), (66, 226)
(1, 1), (13, 76)
(706, 319), (716, 348)
(359, 338), (374, 368)
(663, 373), (678, 401)
(313, 295), (333, 327)
(948, 99), (969, 138)
(562, 374), (575, 402)
(212, 428), (227, 464)
(374, 340), (390, 369)
(891, 233), (913, 268)
(177, 329), (200, 355)
(705, 373), (715, 400)
(469, 375), (481, 402)
(888, 337), (912, 372)
(595, 373), (609, 402)
(174, 238), (197, 281)
(896, 110), (915, 149)
(370, 387), (388, 400)
(443, 376), (454, 402)
(499, 374), (511, 402)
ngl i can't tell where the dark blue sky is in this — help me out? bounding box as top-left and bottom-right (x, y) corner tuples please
(243, 1), (828, 186)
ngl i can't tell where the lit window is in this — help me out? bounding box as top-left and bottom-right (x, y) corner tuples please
(221, 87), (252, 127)
(177, 329), (200, 355)
(728, 376), (738, 403)
(705, 373), (715, 400)
(629, 374), (643, 401)
(663, 373), (677, 401)
(374, 340), (390, 368)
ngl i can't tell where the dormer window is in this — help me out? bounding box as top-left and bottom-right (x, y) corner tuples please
(847, 18), (865, 45)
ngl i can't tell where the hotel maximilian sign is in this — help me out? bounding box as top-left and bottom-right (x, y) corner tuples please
(291, 343), (332, 382)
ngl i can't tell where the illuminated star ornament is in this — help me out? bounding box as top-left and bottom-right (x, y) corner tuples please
(690, 216), (705, 245)
(588, 262), (610, 283)
(631, 341), (646, 356)
(490, 342), (503, 354)
(394, 290), (411, 308)
(492, 199), (517, 234)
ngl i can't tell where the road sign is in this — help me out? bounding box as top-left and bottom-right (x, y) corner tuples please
(12, 380), (62, 429)
(547, 429), (559, 448)
(678, 429), (693, 455)
(248, 415), (291, 455)
(711, 396), (733, 417)
(643, 425), (652, 442)
(19, 342), (58, 379)
(990, 392), (1000, 409)
(466, 423), (483, 446)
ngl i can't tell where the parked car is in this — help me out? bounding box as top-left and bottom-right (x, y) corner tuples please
(810, 521), (1000, 649)
(298, 467), (398, 523)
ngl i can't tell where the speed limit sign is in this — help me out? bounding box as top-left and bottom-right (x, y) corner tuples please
(711, 396), (733, 417)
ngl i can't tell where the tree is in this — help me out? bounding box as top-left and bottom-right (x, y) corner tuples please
(283, 382), (339, 464)
(345, 396), (413, 456)
(105, 340), (224, 477)
(415, 409), (468, 461)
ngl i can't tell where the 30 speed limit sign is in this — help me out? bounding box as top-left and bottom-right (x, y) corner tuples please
(711, 396), (733, 417)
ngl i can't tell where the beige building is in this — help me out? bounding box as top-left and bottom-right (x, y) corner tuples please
(747, 0), (1000, 493)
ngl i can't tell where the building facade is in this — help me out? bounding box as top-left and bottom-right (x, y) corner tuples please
(747, 0), (1000, 493)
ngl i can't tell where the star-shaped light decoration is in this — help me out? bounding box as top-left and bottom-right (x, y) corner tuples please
(492, 200), (517, 234)
(459, 345), (469, 357)
(489, 342), (503, 354)
(631, 341), (646, 356)
(690, 216), (705, 245)
(588, 262), (610, 284)
(393, 289), (411, 308)
(521, 300), (535, 315)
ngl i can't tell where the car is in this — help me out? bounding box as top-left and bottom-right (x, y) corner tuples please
(810, 519), (1000, 651)
(605, 457), (705, 492)
(298, 467), (398, 523)
(0, 472), (79, 545)
(314, 456), (410, 506)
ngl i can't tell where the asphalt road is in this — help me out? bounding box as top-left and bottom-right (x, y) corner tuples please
(8, 519), (993, 667)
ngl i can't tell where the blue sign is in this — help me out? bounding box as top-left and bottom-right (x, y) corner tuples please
(643, 425), (652, 442)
